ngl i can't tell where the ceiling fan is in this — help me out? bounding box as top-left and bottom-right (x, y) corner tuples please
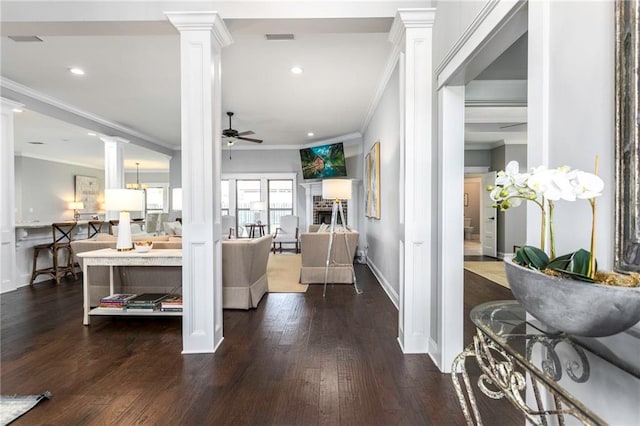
(222, 112), (263, 145)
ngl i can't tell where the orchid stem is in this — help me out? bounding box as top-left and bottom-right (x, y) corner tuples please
(540, 198), (546, 252)
(589, 156), (600, 279)
(548, 200), (556, 260)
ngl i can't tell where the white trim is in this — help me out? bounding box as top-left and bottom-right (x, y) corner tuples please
(366, 257), (399, 309)
(434, 0), (503, 76)
(436, 0), (527, 88)
(0, 77), (176, 154)
(464, 166), (490, 174)
(360, 47), (401, 134)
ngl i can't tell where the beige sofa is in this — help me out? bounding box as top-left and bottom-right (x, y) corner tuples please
(221, 235), (272, 309)
(300, 226), (359, 284)
(72, 233), (272, 309)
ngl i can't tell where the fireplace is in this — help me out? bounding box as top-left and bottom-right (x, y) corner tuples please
(312, 196), (347, 225)
(317, 211), (343, 225)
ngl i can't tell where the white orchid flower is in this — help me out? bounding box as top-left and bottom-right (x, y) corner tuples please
(572, 171), (604, 199)
(549, 167), (577, 201)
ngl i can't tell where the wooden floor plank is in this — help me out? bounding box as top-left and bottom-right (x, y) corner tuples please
(1, 263), (521, 425)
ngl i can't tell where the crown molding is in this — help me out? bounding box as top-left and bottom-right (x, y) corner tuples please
(0, 77), (175, 156)
(16, 152), (104, 171)
(360, 46), (400, 134)
(389, 8), (436, 47)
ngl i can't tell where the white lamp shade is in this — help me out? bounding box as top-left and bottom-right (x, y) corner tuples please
(322, 179), (352, 200)
(104, 189), (144, 212)
(68, 201), (84, 210)
(250, 201), (266, 211)
(172, 188), (182, 211)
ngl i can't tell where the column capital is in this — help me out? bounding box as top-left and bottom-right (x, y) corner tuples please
(1, 97), (24, 113)
(165, 11), (233, 48)
(389, 8), (436, 47)
(99, 135), (130, 145)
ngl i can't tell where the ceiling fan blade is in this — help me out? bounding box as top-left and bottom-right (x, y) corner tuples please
(237, 136), (263, 143)
(237, 130), (255, 136)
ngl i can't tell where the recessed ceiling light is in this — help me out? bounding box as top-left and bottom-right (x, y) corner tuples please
(28, 141), (45, 145)
(69, 67), (85, 75)
(87, 132), (97, 136)
(291, 67), (303, 74)
(12, 108), (23, 113)
(307, 132), (314, 137)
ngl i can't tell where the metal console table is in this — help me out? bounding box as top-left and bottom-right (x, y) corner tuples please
(452, 300), (640, 425)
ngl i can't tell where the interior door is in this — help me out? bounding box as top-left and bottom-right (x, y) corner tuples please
(481, 172), (497, 257)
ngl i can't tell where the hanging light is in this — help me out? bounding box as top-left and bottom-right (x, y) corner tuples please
(126, 162), (148, 190)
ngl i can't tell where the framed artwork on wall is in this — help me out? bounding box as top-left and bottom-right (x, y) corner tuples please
(75, 175), (99, 214)
(464, 193), (469, 206)
(365, 141), (381, 219)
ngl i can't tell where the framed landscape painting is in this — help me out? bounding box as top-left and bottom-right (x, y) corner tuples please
(366, 142), (381, 219)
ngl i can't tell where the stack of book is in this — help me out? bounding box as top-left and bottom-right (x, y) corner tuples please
(160, 294), (183, 312)
(98, 294), (136, 310)
(125, 293), (169, 312)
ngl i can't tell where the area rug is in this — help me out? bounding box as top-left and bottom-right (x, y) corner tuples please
(1, 391), (51, 425)
(267, 253), (308, 293)
(464, 261), (510, 289)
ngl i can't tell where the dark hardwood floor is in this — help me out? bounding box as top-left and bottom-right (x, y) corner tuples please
(2, 264), (519, 425)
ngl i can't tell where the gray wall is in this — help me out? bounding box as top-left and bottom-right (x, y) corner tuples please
(362, 64), (400, 297)
(464, 149), (492, 167)
(15, 156), (105, 223)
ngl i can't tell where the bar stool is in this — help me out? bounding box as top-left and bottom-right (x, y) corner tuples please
(88, 220), (107, 239)
(30, 222), (78, 285)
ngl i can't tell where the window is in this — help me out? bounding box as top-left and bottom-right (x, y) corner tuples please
(145, 187), (165, 212)
(221, 180), (230, 216)
(221, 173), (297, 236)
(236, 180), (261, 231)
(268, 180), (294, 230)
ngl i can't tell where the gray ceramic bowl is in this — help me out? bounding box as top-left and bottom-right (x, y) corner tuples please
(504, 260), (640, 337)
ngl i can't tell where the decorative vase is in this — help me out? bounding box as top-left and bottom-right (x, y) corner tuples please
(504, 260), (640, 337)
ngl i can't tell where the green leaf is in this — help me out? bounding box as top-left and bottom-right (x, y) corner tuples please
(521, 246), (549, 270)
(571, 249), (591, 276)
(547, 253), (573, 270)
(553, 269), (596, 283)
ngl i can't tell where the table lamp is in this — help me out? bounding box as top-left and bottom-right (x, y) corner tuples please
(250, 201), (266, 225)
(104, 189), (144, 251)
(321, 179), (361, 296)
(68, 201), (85, 221)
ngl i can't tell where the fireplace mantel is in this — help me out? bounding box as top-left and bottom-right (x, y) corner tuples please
(300, 180), (360, 232)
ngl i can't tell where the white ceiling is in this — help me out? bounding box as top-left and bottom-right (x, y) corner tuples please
(1, 3), (527, 173)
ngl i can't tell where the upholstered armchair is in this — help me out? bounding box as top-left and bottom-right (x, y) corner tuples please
(272, 215), (299, 253)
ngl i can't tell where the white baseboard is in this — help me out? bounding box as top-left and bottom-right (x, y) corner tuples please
(366, 256), (399, 310)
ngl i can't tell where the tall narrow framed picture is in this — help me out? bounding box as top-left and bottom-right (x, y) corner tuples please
(365, 141), (381, 219)
(75, 175), (99, 215)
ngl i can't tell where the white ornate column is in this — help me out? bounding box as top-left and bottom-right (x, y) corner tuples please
(167, 11), (232, 354)
(390, 9), (436, 353)
(0, 98), (22, 293)
(100, 135), (128, 220)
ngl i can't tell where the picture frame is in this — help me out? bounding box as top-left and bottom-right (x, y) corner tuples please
(75, 175), (99, 215)
(464, 193), (469, 207)
(614, 0), (640, 273)
(365, 141), (381, 219)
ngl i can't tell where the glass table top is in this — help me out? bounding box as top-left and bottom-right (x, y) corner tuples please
(470, 301), (640, 425)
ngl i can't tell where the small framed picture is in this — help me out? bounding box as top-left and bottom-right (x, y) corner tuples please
(464, 192), (469, 207)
